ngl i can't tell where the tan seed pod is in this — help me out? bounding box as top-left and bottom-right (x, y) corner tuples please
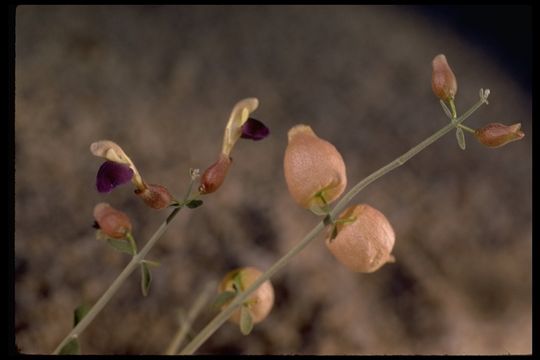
(93, 202), (132, 239)
(218, 267), (274, 325)
(284, 125), (347, 209)
(326, 204), (395, 273)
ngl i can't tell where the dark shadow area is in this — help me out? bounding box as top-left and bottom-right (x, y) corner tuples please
(414, 5), (532, 93)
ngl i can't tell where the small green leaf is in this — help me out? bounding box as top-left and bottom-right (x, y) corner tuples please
(456, 127), (466, 150)
(240, 306), (253, 335)
(212, 291), (236, 310)
(73, 304), (91, 327)
(233, 273), (243, 292)
(140, 262), (152, 297)
(59, 338), (80, 355)
(141, 259), (161, 268)
(440, 99), (452, 119)
(309, 205), (329, 216)
(335, 216), (357, 225)
(106, 239), (135, 255)
(186, 199), (203, 209)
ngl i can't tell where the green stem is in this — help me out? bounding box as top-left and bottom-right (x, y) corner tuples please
(331, 95), (486, 219)
(179, 95), (488, 355)
(449, 98), (457, 119)
(458, 124), (475, 134)
(52, 206), (183, 354)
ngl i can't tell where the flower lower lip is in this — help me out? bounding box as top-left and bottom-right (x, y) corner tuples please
(240, 118), (270, 141)
(96, 161), (134, 193)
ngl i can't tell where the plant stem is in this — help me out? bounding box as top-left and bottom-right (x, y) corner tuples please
(331, 96), (485, 218)
(179, 95), (488, 355)
(165, 281), (216, 355)
(449, 98), (457, 119)
(52, 206), (183, 354)
(458, 124), (476, 134)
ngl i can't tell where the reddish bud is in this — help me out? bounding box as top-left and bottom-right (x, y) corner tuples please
(199, 153), (233, 195)
(474, 122), (525, 148)
(326, 204), (395, 273)
(93, 203), (132, 239)
(218, 267), (274, 325)
(432, 54), (458, 101)
(135, 183), (173, 209)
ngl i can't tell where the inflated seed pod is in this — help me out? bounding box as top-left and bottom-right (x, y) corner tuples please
(284, 125), (347, 210)
(218, 267), (274, 325)
(93, 203), (132, 239)
(326, 204), (395, 273)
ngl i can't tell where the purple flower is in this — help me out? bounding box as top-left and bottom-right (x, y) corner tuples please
(241, 118), (270, 141)
(96, 161), (134, 193)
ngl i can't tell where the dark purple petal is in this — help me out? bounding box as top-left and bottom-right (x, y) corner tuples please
(240, 117), (270, 141)
(96, 161), (134, 193)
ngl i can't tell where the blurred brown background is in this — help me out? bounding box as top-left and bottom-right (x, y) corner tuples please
(14, 5), (532, 355)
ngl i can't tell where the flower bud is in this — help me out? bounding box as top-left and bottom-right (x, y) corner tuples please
(326, 204), (395, 273)
(284, 125), (347, 209)
(93, 203), (132, 239)
(199, 153), (233, 195)
(218, 267), (274, 325)
(432, 54), (457, 101)
(474, 122), (525, 148)
(135, 183), (173, 209)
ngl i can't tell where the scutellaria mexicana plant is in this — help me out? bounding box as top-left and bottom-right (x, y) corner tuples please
(53, 54), (527, 355)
